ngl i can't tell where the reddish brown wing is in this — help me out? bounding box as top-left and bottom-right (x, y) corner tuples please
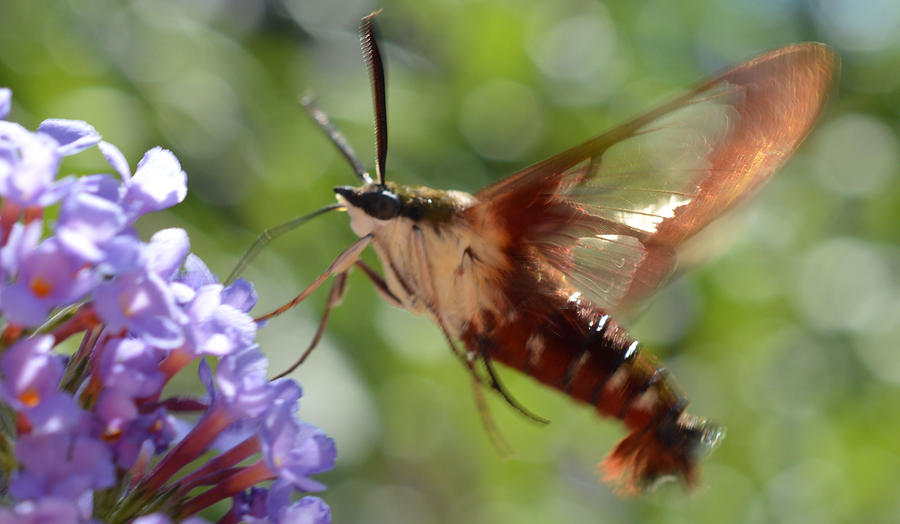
(468, 43), (838, 314)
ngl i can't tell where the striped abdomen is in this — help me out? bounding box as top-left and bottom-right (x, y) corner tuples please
(462, 289), (722, 493)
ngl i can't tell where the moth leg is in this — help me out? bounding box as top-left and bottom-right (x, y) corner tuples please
(478, 346), (550, 425)
(255, 233), (373, 323)
(443, 325), (515, 457)
(412, 226), (514, 457)
(462, 247), (549, 425)
(274, 259), (402, 379)
(354, 260), (403, 308)
(272, 272), (348, 380)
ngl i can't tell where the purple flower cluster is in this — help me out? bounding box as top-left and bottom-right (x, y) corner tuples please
(0, 88), (335, 523)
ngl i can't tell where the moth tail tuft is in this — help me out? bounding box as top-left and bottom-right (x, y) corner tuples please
(599, 412), (724, 495)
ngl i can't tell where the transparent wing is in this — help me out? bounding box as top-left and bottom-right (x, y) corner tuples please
(470, 43), (838, 313)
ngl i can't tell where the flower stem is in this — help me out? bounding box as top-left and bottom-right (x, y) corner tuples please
(159, 349), (193, 381)
(0, 200), (21, 245)
(0, 324), (23, 349)
(176, 435), (260, 492)
(177, 460), (273, 519)
(141, 406), (232, 493)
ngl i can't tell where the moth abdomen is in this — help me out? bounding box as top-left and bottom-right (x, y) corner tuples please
(467, 288), (720, 492)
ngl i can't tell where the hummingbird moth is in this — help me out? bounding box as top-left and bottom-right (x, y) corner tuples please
(232, 13), (838, 494)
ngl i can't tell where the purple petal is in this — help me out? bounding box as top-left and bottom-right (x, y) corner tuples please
(278, 496), (332, 524)
(93, 270), (185, 348)
(38, 119), (101, 156)
(222, 279), (257, 313)
(0, 498), (81, 524)
(1, 283), (55, 326)
(0, 220), (42, 275)
(290, 426), (337, 476)
(11, 433), (114, 499)
(146, 228), (189, 280)
(24, 394), (81, 434)
(69, 437), (116, 489)
(180, 253), (217, 289)
(121, 147), (187, 219)
(0, 88), (10, 120)
(269, 379), (303, 407)
(56, 192), (126, 262)
(187, 285), (223, 321)
(1, 237), (99, 326)
(95, 387), (139, 427)
(265, 480), (294, 518)
(98, 140), (131, 181)
(215, 346), (271, 418)
(100, 234), (144, 275)
(170, 282), (196, 305)
(0, 335), (59, 399)
(260, 403), (336, 491)
(0, 122), (63, 207)
(99, 337), (164, 398)
(210, 419), (257, 452)
(212, 305), (257, 348)
(284, 474), (327, 493)
(132, 515), (172, 524)
(129, 314), (184, 350)
(185, 283), (260, 357)
(234, 486), (268, 520)
(198, 359), (215, 399)
(71, 173), (122, 202)
(32, 175), (75, 208)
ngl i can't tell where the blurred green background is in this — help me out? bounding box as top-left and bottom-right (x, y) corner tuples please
(3, 0), (900, 522)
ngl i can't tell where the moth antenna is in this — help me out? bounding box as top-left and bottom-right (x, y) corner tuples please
(299, 93), (373, 184)
(360, 10), (388, 185)
(226, 203), (344, 285)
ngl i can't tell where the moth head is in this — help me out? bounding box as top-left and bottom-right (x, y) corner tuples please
(334, 185), (401, 221)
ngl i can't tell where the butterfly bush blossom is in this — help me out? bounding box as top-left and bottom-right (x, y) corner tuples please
(0, 88), (335, 523)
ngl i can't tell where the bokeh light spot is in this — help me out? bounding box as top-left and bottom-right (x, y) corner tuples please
(459, 79), (542, 162)
(793, 237), (893, 333)
(283, 0), (374, 36)
(810, 113), (899, 197)
(527, 10), (617, 82)
(857, 295), (900, 385)
(815, 0), (900, 52)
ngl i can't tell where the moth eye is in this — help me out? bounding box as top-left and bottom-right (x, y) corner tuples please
(365, 190), (401, 220)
